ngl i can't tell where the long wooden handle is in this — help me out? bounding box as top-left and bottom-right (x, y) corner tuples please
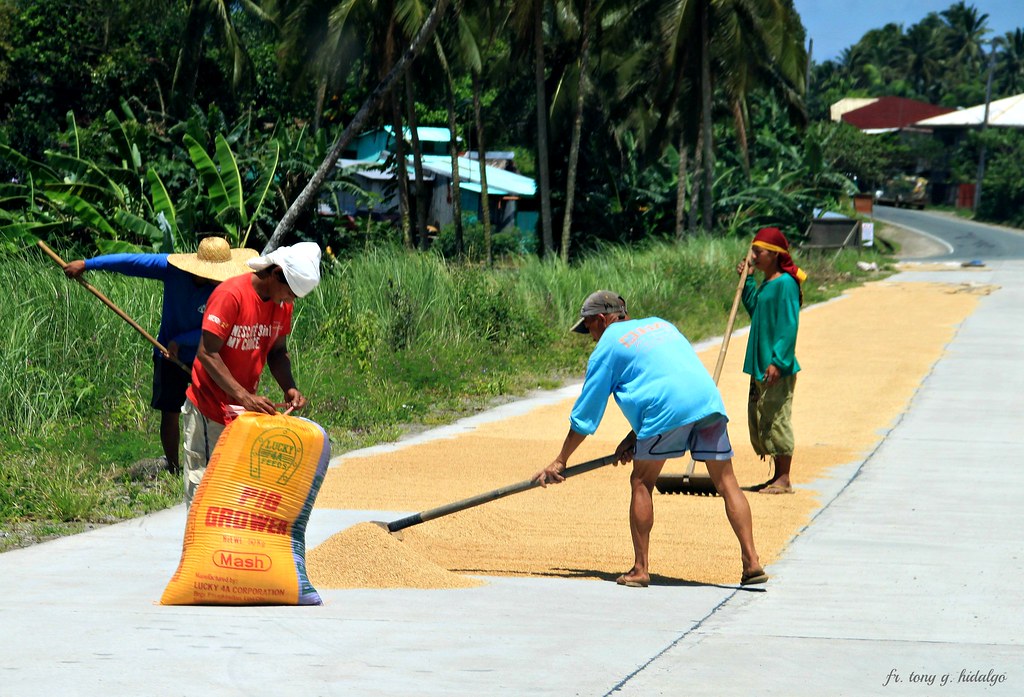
(711, 259), (751, 385)
(37, 240), (192, 377)
(386, 453), (619, 533)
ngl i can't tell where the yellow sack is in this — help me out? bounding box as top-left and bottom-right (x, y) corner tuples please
(161, 412), (330, 605)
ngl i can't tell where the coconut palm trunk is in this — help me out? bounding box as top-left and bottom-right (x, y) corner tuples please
(390, 94), (413, 248)
(533, 0), (554, 257)
(434, 37), (465, 255)
(472, 71), (492, 266)
(699, 0), (714, 231)
(559, 0), (593, 263)
(674, 131), (688, 241)
(170, 0), (211, 118)
(405, 76), (431, 249)
(263, 0), (452, 253)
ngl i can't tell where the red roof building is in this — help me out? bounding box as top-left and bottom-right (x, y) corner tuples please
(840, 97), (955, 131)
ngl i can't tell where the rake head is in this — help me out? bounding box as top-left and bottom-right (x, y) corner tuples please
(655, 473), (720, 496)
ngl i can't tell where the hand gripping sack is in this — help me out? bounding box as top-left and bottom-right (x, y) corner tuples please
(161, 412), (330, 605)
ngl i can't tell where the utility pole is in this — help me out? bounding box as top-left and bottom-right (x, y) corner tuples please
(973, 46), (996, 213)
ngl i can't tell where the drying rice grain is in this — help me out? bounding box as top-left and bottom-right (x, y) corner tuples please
(307, 522), (483, 589)
(310, 282), (983, 588)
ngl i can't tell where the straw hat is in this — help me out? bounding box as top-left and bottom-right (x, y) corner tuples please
(167, 237), (258, 282)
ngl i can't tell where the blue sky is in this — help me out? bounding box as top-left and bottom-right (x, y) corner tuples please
(792, 0), (1023, 62)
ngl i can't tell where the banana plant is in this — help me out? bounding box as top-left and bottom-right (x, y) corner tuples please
(0, 109), (166, 253)
(183, 133), (279, 248)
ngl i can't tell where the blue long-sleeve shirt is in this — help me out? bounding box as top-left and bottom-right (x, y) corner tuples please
(84, 254), (214, 364)
(570, 317), (726, 439)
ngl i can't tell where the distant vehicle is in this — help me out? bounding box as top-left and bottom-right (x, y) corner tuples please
(874, 176), (928, 209)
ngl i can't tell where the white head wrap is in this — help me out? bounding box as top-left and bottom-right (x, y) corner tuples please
(247, 242), (322, 298)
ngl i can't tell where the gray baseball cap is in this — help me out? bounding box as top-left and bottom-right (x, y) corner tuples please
(570, 290), (627, 333)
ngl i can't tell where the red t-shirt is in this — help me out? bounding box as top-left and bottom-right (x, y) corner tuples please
(186, 274), (293, 424)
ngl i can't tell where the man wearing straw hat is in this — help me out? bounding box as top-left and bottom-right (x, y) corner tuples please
(181, 241), (321, 507)
(64, 237), (257, 475)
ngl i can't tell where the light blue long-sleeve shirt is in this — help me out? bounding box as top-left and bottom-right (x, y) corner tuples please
(569, 317), (726, 439)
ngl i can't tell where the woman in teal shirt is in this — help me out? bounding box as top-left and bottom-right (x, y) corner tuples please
(740, 227), (805, 494)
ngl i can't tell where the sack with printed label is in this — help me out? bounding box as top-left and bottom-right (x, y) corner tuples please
(161, 412), (330, 605)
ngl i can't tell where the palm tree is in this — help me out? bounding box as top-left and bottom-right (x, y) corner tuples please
(170, 0), (272, 118)
(941, 1), (990, 74)
(270, 0), (436, 247)
(713, 0), (807, 176)
(432, 33), (468, 255)
(552, 0), (643, 259)
(404, 76), (432, 249)
(656, 0), (805, 233)
(470, 70), (494, 264)
(264, 0), (454, 251)
(996, 28), (1024, 96)
(901, 16), (946, 101)
(842, 23), (904, 93)
(459, 3), (504, 265)
(508, 0), (556, 257)
(264, 0), (369, 130)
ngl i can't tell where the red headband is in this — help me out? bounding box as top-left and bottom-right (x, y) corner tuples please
(752, 227), (806, 304)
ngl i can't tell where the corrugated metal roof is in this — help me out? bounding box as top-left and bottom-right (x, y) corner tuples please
(420, 155), (536, 197)
(336, 156), (436, 182)
(458, 182), (511, 195)
(336, 155), (391, 180)
(466, 151), (516, 160)
(383, 125), (453, 142)
(914, 93), (1024, 128)
(841, 97), (954, 130)
(333, 153), (535, 196)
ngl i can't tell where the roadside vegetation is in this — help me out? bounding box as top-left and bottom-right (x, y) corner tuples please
(0, 237), (896, 550)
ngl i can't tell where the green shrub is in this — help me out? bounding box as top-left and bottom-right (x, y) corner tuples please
(433, 222), (527, 261)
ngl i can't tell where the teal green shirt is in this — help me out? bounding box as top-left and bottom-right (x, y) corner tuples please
(741, 274), (801, 380)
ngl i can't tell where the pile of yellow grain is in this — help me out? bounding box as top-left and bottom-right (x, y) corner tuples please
(307, 522), (483, 589)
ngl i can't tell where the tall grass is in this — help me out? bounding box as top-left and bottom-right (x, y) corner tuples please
(1, 258), (155, 436)
(2, 239), (888, 444)
(1, 237), (892, 548)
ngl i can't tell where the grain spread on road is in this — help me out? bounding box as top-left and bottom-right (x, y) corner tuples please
(309, 280), (987, 589)
(307, 522), (483, 589)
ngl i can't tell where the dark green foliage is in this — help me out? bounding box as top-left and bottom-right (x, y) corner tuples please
(0, 0), (184, 161)
(975, 131), (1024, 227)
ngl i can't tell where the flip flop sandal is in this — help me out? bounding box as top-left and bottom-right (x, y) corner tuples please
(741, 569), (769, 585)
(616, 574), (649, 588)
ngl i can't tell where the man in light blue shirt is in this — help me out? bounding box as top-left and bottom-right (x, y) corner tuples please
(533, 290), (767, 588)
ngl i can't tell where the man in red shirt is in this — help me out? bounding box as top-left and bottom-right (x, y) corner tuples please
(181, 242), (321, 506)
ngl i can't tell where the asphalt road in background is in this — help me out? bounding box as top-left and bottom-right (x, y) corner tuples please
(873, 206), (1024, 261)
